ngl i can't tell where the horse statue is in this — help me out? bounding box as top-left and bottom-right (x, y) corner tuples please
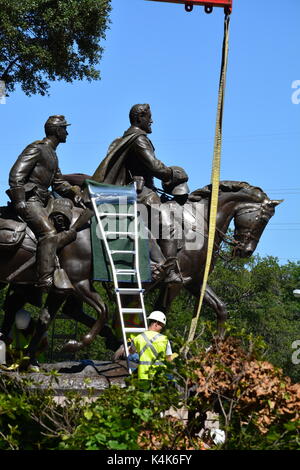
(60, 179), (282, 348)
(0, 202), (110, 365)
(154, 180), (282, 333)
(0, 178), (281, 365)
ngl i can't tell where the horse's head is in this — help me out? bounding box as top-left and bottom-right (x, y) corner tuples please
(233, 198), (283, 258)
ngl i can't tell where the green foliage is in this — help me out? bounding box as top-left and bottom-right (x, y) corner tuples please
(156, 248), (300, 383)
(0, 372), (86, 450)
(178, 328), (300, 451)
(1, 245), (300, 450)
(59, 377), (179, 450)
(226, 418), (300, 450)
(0, 0), (111, 95)
(0, 367), (186, 451)
(1, 252), (300, 384)
(200, 252), (300, 382)
(0, 327), (299, 450)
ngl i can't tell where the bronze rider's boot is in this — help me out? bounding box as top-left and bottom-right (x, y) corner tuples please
(36, 233), (57, 291)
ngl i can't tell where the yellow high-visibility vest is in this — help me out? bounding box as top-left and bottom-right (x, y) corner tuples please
(133, 330), (169, 380)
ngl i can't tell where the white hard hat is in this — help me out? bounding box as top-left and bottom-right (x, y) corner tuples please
(210, 428), (226, 445)
(147, 311), (166, 325)
(15, 309), (31, 330)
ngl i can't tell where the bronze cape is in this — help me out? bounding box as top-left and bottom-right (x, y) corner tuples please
(92, 127), (171, 188)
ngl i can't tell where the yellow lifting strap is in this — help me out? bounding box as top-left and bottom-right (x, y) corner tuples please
(184, 14), (230, 352)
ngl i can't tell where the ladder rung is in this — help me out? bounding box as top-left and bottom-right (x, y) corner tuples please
(106, 231), (135, 236)
(116, 288), (144, 295)
(116, 269), (136, 275)
(121, 308), (144, 314)
(99, 212), (135, 217)
(111, 250), (135, 255)
(124, 328), (147, 334)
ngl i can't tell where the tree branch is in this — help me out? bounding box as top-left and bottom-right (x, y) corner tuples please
(1, 57), (20, 81)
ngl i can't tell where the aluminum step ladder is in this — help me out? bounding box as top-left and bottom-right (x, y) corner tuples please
(88, 181), (148, 372)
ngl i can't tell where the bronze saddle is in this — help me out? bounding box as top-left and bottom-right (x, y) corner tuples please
(0, 205), (28, 251)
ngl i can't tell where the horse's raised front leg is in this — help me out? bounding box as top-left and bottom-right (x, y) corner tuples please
(62, 280), (107, 352)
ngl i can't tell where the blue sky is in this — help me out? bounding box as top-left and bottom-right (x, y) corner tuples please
(0, 0), (299, 264)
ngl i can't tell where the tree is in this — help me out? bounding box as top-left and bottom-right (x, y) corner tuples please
(204, 252), (300, 382)
(0, 0), (111, 96)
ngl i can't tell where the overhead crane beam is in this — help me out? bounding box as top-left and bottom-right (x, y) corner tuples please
(145, 0), (232, 14)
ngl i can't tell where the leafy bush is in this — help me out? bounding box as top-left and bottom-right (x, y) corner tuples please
(0, 373), (83, 450)
(186, 329), (300, 449)
(0, 324), (299, 450)
(59, 378), (183, 450)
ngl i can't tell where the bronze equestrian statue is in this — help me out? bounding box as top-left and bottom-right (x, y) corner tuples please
(92, 103), (189, 284)
(7, 115), (83, 291)
(102, 181), (283, 342)
(42, 182), (288, 353)
(64, 180), (282, 351)
(0, 108), (282, 366)
(0, 115), (108, 368)
(0, 178), (281, 363)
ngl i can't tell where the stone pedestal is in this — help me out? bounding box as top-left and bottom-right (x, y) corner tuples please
(0, 360), (131, 398)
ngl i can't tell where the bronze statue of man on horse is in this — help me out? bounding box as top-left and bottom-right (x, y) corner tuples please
(0, 105), (282, 369)
(7, 114), (83, 291)
(92, 103), (191, 284)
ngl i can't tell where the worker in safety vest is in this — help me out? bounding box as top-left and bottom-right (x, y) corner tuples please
(132, 310), (172, 380)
